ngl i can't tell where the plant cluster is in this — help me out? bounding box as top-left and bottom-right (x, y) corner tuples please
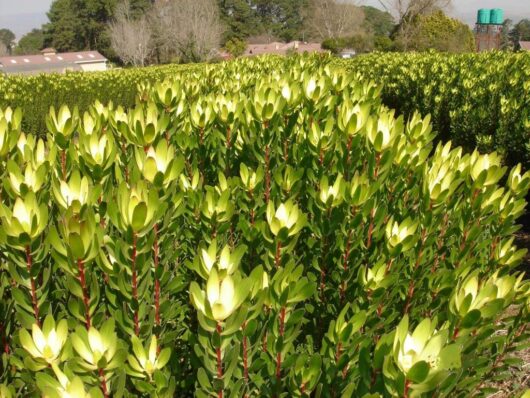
(337, 51), (530, 168)
(0, 56), (530, 397)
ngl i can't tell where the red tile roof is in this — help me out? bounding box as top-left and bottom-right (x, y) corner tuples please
(520, 41), (530, 51)
(244, 41), (326, 56)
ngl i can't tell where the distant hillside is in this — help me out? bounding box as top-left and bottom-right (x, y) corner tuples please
(0, 12), (48, 39)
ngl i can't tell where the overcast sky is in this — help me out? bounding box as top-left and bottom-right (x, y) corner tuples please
(1, 0), (530, 38)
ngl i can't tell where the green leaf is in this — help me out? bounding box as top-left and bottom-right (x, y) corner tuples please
(406, 360), (430, 383)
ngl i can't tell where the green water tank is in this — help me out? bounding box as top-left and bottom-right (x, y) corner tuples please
(490, 8), (504, 25)
(477, 9), (490, 24)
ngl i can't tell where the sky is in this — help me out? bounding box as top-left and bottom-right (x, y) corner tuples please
(1, 0), (530, 38)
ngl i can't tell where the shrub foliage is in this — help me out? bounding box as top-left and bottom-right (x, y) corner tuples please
(0, 56), (529, 397)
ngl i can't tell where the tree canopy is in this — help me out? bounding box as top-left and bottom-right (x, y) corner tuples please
(14, 29), (45, 55)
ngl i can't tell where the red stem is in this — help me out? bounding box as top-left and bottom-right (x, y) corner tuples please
(404, 379), (411, 398)
(242, 321), (249, 382)
(154, 224), (160, 327)
(275, 241), (282, 268)
(77, 259), (91, 329)
(0, 323), (9, 354)
(98, 368), (109, 398)
(216, 322), (223, 398)
(60, 150), (66, 180)
(276, 306), (286, 381)
(25, 246), (40, 327)
(132, 233), (139, 336)
(366, 208), (375, 249)
(403, 281), (415, 315)
(264, 145), (270, 203)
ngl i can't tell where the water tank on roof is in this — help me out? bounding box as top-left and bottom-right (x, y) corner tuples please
(490, 8), (504, 25)
(477, 9), (490, 24)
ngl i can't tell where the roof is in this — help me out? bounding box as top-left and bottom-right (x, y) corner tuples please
(520, 41), (530, 51)
(0, 50), (107, 75)
(244, 41), (326, 56)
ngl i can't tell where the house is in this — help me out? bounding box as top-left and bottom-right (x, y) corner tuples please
(0, 48), (108, 75)
(519, 41), (530, 51)
(244, 41), (326, 57)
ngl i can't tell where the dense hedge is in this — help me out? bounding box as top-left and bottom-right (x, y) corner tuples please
(1, 55), (529, 397)
(338, 51), (530, 168)
(0, 64), (200, 136)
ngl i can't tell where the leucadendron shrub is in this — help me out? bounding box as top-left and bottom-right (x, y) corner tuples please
(0, 56), (529, 398)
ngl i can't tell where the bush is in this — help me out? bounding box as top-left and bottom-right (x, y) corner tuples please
(0, 56), (529, 397)
(225, 38), (247, 58)
(339, 51), (530, 168)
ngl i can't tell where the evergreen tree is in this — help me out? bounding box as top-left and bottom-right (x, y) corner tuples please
(218, 0), (260, 42)
(15, 29), (45, 55)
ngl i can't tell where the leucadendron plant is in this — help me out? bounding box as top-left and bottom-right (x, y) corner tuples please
(0, 55), (529, 398)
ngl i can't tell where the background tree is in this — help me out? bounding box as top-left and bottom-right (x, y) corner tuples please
(44, 0), (84, 51)
(149, 0), (222, 63)
(218, 0), (261, 43)
(306, 0), (365, 41)
(398, 10), (474, 52)
(510, 19), (530, 49)
(0, 41), (7, 56)
(225, 37), (247, 57)
(109, 0), (153, 66)
(0, 28), (15, 54)
(376, 0), (451, 50)
(14, 29), (45, 55)
(255, 0), (307, 42)
(362, 5), (395, 37)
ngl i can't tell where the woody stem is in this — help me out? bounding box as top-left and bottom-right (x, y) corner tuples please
(77, 259), (91, 329)
(132, 232), (139, 336)
(25, 246), (40, 327)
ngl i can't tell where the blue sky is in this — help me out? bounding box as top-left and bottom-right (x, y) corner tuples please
(1, 0), (530, 38)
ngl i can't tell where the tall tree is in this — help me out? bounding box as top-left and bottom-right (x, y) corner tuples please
(362, 5), (395, 37)
(376, 0), (451, 49)
(510, 19), (530, 49)
(398, 10), (474, 52)
(150, 0), (223, 62)
(0, 29), (15, 53)
(14, 29), (45, 55)
(306, 0), (364, 41)
(109, 0), (153, 66)
(256, 0), (307, 42)
(44, 0), (81, 51)
(218, 0), (261, 42)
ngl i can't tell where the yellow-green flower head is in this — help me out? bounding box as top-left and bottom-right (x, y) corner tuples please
(111, 181), (161, 235)
(469, 151), (505, 186)
(0, 107), (21, 157)
(393, 316), (460, 382)
(52, 170), (91, 212)
(266, 199), (306, 238)
(396, 319), (439, 372)
(135, 140), (181, 188)
(385, 217), (418, 252)
(274, 166), (303, 195)
(319, 175), (344, 208)
(59, 209), (99, 261)
(507, 164), (530, 196)
(450, 274), (502, 317)
(116, 102), (169, 147)
(207, 272), (238, 321)
(200, 239), (245, 277)
(361, 263), (386, 290)
(348, 172), (371, 206)
(7, 161), (46, 195)
(366, 111), (398, 152)
(179, 170), (201, 192)
(71, 320), (118, 371)
(338, 101), (371, 136)
(1, 192), (48, 245)
(494, 238), (526, 267)
(190, 269), (250, 322)
(38, 365), (91, 398)
(77, 130), (116, 180)
(128, 335), (171, 379)
(46, 105), (78, 149)
(240, 163), (263, 192)
(19, 316), (67, 367)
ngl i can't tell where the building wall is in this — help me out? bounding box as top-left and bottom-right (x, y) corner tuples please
(79, 62), (108, 72)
